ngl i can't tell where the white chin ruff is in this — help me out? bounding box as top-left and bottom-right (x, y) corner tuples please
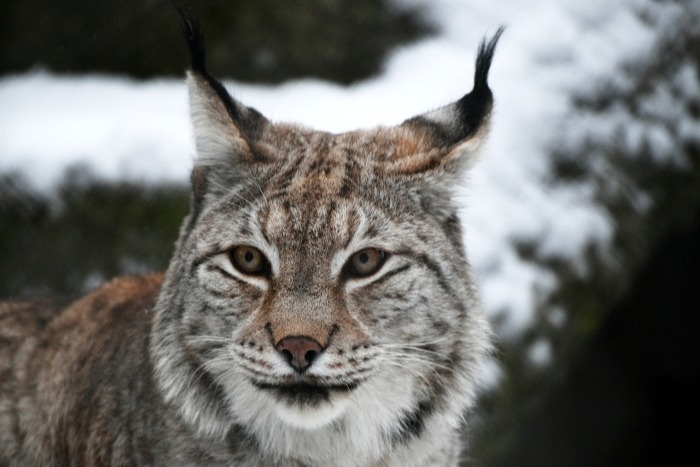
(274, 395), (351, 430)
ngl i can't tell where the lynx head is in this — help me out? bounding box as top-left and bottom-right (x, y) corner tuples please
(152, 17), (502, 460)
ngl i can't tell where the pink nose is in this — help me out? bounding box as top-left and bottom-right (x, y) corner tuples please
(275, 336), (323, 373)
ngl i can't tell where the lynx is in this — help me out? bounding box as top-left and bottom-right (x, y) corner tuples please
(0, 18), (502, 467)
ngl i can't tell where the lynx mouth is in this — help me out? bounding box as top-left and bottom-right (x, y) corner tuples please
(251, 380), (360, 429)
(253, 381), (359, 406)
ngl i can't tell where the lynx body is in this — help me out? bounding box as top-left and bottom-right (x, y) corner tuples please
(0, 22), (502, 466)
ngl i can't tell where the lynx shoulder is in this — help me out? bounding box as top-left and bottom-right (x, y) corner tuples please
(0, 20), (502, 467)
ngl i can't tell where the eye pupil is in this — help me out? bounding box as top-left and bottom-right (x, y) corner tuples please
(245, 251), (254, 263)
(359, 252), (369, 264)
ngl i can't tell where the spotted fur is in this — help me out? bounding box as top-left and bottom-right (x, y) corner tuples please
(0, 21), (503, 466)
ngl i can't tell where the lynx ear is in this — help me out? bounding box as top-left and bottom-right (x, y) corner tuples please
(180, 14), (270, 200)
(398, 27), (504, 174)
(386, 28), (503, 221)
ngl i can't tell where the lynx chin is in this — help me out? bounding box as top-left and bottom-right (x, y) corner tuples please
(0, 18), (503, 467)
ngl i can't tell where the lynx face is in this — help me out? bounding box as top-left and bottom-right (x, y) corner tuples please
(151, 20), (501, 464)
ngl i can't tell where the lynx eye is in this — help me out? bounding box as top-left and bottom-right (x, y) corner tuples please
(345, 248), (387, 278)
(230, 246), (269, 276)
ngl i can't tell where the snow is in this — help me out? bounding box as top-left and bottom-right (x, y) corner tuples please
(527, 338), (553, 368)
(0, 0), (694, 337)
(0, 75), (192, 188)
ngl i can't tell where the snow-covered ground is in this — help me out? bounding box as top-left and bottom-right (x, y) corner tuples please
(1, 0), (695, 337)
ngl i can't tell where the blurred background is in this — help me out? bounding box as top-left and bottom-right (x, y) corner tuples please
(1, 0), (699, 465)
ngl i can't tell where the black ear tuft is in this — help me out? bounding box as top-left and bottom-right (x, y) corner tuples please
(456, 26), (505, 140)
(473, 26), (505, 96)
(173, 4), (207, 74)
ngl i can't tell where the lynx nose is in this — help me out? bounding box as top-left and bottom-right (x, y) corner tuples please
(275, 336), (323, 373)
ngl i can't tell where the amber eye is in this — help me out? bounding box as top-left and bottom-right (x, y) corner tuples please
(345, 248), (387, 278)
(230, 246), (269, 276)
